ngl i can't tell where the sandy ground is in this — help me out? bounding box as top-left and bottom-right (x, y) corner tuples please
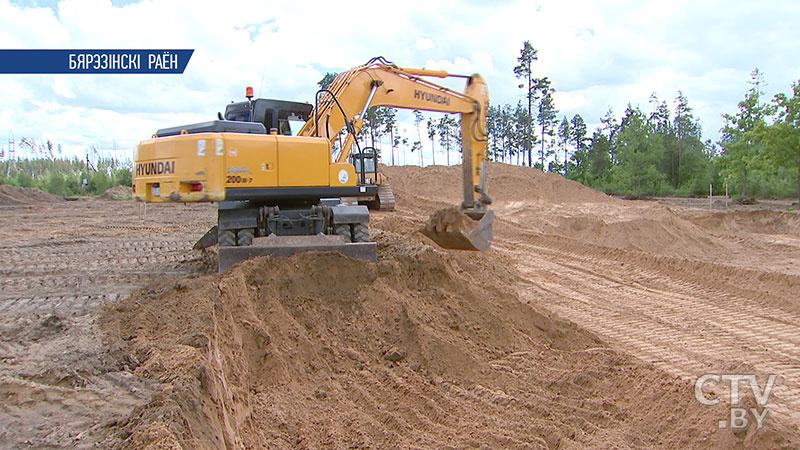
(1, 163), (799, 448)
(0, 197), (215, 447)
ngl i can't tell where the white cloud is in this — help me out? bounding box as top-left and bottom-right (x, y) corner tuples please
(552, 91), (588, 112)
(0, 0), (68, 47)
(52, 75), (75, 99)
(416, 37), (435, 50)
(0, 0), (799, 159)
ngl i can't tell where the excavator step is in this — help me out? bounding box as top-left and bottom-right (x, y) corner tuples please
(377, 182), (395, 211)
(217, 235), (377, 271)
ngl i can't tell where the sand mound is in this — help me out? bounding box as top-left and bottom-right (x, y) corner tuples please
(101, 185), (133, 200)
(0, 184), (63, 205)
(382, 163), (752, 261)
(102, 232), (759, 449)
(542, 207), (728, 258)
(382, 162), (616, 205)
(688, 210), (800, 236)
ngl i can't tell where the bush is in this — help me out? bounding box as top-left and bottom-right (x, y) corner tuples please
(16, 171), (33, 188)
(111, 167), (132, 188)
(44, 172), (68, 196)
(87, 171), (111, 194)
(0, 157), (132, 196)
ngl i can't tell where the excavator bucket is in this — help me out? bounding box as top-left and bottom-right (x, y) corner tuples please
(422, 207), (494, 251)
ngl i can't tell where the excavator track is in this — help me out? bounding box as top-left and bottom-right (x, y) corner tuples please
(376, 182), (396, 211)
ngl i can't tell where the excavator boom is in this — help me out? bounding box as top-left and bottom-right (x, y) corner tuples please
(299, 57), (493, 251)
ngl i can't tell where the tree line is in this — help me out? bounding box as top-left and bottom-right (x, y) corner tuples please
(322, 44), (800, 199)
(487, 43), (799, 199)
(719, 69), (800, 199)
(487, 89), (716, 197)
(0, 155), (131, 196)
(2, 51), (797, 200)
(0, 136), (132, 196)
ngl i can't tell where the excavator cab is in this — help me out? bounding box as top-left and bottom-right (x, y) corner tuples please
(224, 99), (313, 135)
(348, 147), (396, 211)
(349, 148), (379, 185)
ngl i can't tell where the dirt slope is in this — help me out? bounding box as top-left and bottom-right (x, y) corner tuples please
(101, 185), (133, 200)
(104, 234), (767, 449)
(94, 161), (800, 448)
(384, 163), (616, 205)
(0, 184), (63, 205)
(386, 162), (800, 439)
(0, 200), (216, 448)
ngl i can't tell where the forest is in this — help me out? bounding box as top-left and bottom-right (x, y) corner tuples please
(0, 152), (131, 197)
(337, 43), (800, 199)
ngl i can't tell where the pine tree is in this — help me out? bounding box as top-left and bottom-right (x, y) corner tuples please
(558, 116), (571, 174)
(514, 41), (539, 167)
(317, 72), (338, 90)
(600, 108), (618, 163)
(569, 114), (587, 158)
(537, 82), (558, 170)
(438, 115), (457, 166)
(720, 68), (768, 197)
(383, 108), (397, 165)
(513, 102), (530, 165)
(413, 110), (424, 166)
(426, 117), (437, 166)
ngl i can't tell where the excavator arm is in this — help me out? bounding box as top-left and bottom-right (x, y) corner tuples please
(299, 57), (493, 250)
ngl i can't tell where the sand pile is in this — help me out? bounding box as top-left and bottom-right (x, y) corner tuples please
(384, 163), (732, 260)
(0, 184), (63, 205)
(101, 185), (133, 200)
(382, 162), (616, 205)
(539, 207), (728, 259)
(102, 232), (769, 449)
(688, 210), (800, 236)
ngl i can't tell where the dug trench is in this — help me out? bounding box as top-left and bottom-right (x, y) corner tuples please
(103, 233), (786, 449)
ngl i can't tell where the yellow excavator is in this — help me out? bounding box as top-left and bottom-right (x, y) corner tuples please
(133, 57), (493, 270)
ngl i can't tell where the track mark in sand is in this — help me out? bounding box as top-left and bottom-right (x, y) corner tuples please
(0, 236), (207, 299)
(0, 293), (125, 315)
(253, 356), (630, 449)
(501, 237), (800, 430)
(0, 201), (216, 448)
(0, 211), (213, 327)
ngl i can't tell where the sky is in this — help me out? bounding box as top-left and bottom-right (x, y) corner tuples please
(0, 0), (799, 165)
